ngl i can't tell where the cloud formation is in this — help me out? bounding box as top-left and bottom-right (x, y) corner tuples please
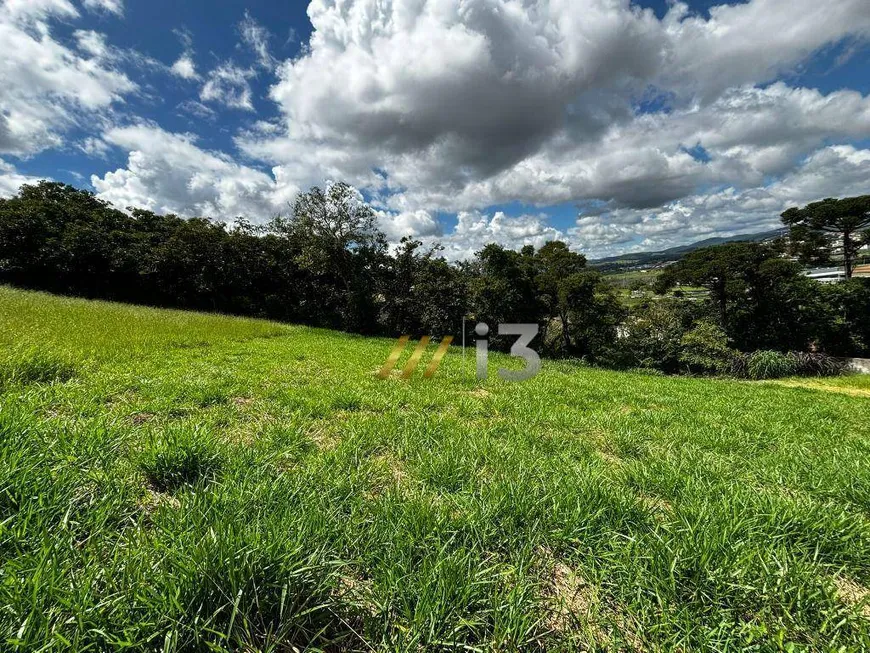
(570, 145), (870, 257)
(200, 63), (256, 111)
(0, 157), (43, 197)
(239, 10), (275, 70)
(0, 0), (135, 156)
(82, 0), (123, 16)
(5, 0), (870, 260)
(91, 124), (294, 218)
(235, 0), (870, 217)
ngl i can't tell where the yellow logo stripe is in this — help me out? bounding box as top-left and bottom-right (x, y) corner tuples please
(423, 336), (454, 378)
(378, 335), (411, 379)
(401, 336), (431, 379)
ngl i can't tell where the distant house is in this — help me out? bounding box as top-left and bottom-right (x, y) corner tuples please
(803, 265), (870, 283)
(803, 267), (847, 284)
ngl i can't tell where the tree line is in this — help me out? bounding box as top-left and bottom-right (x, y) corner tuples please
(0, 181), (868, 373)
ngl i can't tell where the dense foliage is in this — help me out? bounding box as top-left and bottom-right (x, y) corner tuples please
(1, 181), (868, 374)
(650, 241), (870, 363)
(0, 181), (624, 360)
(781, 195), (870, 279)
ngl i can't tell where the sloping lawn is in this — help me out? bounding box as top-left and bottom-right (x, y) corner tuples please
(1, 286), (869, 651)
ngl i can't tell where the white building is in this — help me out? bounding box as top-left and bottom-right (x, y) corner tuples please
(803, 267), (846, 284)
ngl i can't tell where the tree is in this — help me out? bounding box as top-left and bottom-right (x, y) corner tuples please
(533, 241), (588, 353)
(558, 268), (625, 360)
(781, 196), (870, 279)
(656, 242), (827, 352)
(606, 298), (704, 372)
(0, 182), (139, 296)
(270, 182), (388, 332)
(655, 242), (769, 328)
(815, 279), (870, 357)
(380, 238), (467, 337)
(679, 321), (735, 375)
(467, 244), (540, 344)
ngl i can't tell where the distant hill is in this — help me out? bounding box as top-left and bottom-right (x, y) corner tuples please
(591, 228), (786, 272)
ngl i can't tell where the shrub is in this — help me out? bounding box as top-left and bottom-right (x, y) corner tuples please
(786, 352), (846, 377)
(744, 350), (798, 380)
(733, 351), (846, 380)
(679, 321), (735, 375)
(604, 300), (697, 373)
(729, 352), (748, 378)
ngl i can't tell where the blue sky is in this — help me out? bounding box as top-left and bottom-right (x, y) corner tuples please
(1, 0), (869, 259)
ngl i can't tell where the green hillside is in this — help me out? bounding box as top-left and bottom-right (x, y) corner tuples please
(1, 286), (869, 651)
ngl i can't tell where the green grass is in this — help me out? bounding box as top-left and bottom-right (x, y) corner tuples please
(1, 285), (869, 651)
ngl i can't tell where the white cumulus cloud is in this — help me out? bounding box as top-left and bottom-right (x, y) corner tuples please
(200, 63), (255, 111)
(82, 0), (123, 16)
(91, 124), (296, 219)
(232, 0), (870, 228)
(0, 0), (135, 156)
(171, 54), (199, 80)
(0, 157), (44, 197)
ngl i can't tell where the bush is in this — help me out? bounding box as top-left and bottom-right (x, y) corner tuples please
(732, 351), (847, 380)
(788, 352), (847, 377)
(743, 350), (797, 380)
(679, 321), (735, 375)
(603, 299), (698, 373)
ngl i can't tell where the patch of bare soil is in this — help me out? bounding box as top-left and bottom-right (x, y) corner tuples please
(834, 576), (870, 619)
(598, 451), (624, 466)
(130, 411), (155, 425)
(771, 381), (870, 398)
(307, 422), (342, 451)
(540, 552), (645, 650)
(139, 488), (181, 515)
(637, 493), (672, 518)
(546, 561), (605, 639)
(371, 451), (408, 485)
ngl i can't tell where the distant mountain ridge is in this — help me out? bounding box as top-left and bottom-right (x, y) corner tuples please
(590, 228), (787, 271)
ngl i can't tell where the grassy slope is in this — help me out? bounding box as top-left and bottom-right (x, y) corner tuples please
(1, 286), (869, 652)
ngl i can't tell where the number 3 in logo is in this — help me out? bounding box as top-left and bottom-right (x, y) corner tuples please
(498, 324), (541, 382)
(475, 323), (541, 382)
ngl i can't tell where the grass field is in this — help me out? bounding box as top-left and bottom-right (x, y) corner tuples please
(1, 286), (869, 651)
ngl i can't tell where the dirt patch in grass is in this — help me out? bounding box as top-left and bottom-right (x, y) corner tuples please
(307, 422), (342, 451)
(372, 451), (408, 485)
(637, 493), (672, 518)
(335, 569), (379, 617)
(545, 560), (605, 640)
(540, 552), (645, 650)
(598, 450), (624, 466)
(231, 396), (256, 408)
(130, 412), (155, 425)
(771, 381), (870, 399)
(834, 576), (870, 619)
(139, 488), (181, 515)
(365, 451), (413, 500)
(371, 367), (404, 380)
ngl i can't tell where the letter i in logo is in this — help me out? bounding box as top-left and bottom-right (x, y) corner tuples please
(475, 322), (489, 380)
